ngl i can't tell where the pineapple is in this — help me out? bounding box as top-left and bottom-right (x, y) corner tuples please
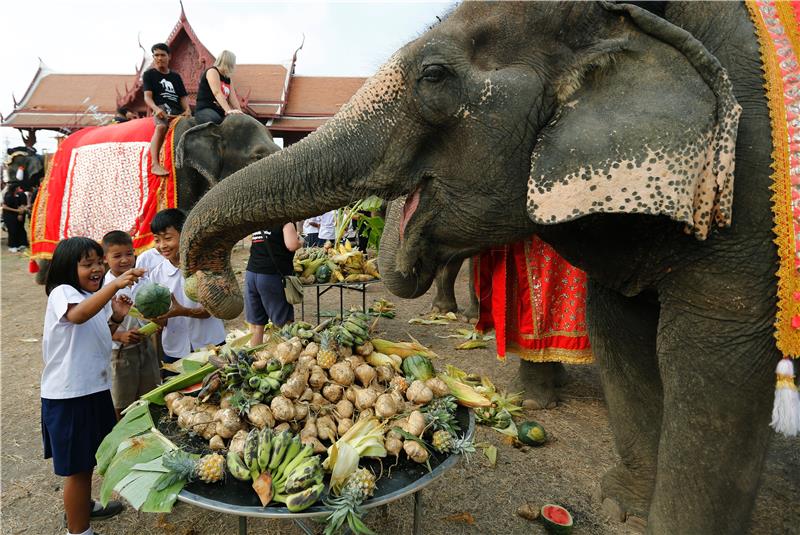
(160, 450), (225, 487)
(432, 430), (454, 453)
(317, 331), (338, 369)
(422, 395), (459, 435)
(196, 453), (226, 483)
(324, 468), (377, 535)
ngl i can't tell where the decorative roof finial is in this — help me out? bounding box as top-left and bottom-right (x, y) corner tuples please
(179, 0), (186, 20)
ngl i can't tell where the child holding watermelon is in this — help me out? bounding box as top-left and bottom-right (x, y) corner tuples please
(145, 209), (225, 366)
(41, 237), (144, 535)
(101, 231), (161, 419)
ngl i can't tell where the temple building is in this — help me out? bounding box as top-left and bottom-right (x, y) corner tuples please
(1, 6), (366, 148)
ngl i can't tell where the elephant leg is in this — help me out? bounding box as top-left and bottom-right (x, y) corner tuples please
(430, 259), (461, 314)
(646, 293), (775, 534)
(588, 282), (661, 522)
(516, 360), (563, 409)
(35, 259), (51, 286)
(461, 257), (480, 323)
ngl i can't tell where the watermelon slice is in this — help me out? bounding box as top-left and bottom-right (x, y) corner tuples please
(178, 382), (203, 394)
(540, 504), (573, 534)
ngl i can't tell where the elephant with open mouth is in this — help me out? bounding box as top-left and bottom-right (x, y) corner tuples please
(181, 3), (781, 533)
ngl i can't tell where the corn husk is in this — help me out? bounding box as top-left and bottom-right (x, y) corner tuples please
(371, 337), (438, 359)
(323, 417), (386, 492)
(438, 374), (491, 408)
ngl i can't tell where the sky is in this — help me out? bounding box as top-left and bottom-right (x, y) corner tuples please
(0, 0), (455, 154)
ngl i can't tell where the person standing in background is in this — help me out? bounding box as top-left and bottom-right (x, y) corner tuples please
(302, 215), (321, 248)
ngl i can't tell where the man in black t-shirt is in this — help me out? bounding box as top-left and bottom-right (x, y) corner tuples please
(142, 43), (190, 176)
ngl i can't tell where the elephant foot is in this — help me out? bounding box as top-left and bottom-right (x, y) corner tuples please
(430, 300), (458, 316)
(514, 361), (563, 409)
(459, 303), (480, 325)
(599, 465), (653, 524)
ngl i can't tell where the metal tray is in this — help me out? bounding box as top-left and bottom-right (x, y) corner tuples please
(156, 404), (475, 519)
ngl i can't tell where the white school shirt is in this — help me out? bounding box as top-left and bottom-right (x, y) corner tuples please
(145, 260), (226, 358)
(41, 285), (113, 399)
(302, 216), (321, 235)
(136, 247), (164, 272)
(104, 271), (146, 350)
(318, 210), (337, 240)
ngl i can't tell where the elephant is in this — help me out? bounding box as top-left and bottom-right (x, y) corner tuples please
(180, 2), (781, 533)
(33, 113), (278, 284)
(5, 147), (45, 193)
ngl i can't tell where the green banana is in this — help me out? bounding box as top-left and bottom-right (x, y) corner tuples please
(260, 376), (281, 391)
(226, 451), (252, 481)
(268, 431), (291, 471)
(277, 482), (325, 512)
(343, 320), (368, 338)
(274, 436), (303, 479)
(257, 428), (272, 472)
(266, 359), (281, 373)
(273, 447), (315, 489)
(244, 428), (261, 472)
(283, 461), (323, 494)
(248, 375), (262, 388)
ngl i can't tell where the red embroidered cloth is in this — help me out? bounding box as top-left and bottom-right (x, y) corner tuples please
(474, 236), (592, 364)
(30, 118), (178, 259)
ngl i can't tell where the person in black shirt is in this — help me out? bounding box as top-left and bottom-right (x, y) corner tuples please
(245, 223), (302, 344)
(2, 178), (29, 252)
(142, 43), (190, 176)
(196, 50), (244, 125)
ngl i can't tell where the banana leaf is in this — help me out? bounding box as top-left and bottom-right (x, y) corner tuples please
(121, 455), (190, 512)
(96, 400), (153, 475)
(99, 431), (174, 506)
(114, 470), (166, 510)
(141, 474), (186, 512)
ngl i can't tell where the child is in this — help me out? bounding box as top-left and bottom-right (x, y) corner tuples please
(147, 209), (225, 364)
(42, 237), (144, 535)
(102, 231), (161, 419)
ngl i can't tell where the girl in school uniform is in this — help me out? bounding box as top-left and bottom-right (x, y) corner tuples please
(41, 237), (144, 535)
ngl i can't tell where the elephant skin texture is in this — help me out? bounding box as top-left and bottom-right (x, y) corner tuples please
(180, 3), (780, 533)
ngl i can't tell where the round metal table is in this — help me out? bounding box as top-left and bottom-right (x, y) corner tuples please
(175, 408), (475, 534)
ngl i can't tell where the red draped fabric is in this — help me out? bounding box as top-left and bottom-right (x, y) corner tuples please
(30, 117), (180, 260)
(474, 236), (592, 364)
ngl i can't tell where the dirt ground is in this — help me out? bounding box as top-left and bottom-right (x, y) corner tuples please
(1, 240), (798, 535)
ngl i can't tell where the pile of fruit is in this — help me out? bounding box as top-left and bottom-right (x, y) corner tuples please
(293, 241), (379, 284)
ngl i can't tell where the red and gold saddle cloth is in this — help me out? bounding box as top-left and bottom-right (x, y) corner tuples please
(474, 236), (592, 364)
(30, 117), (180, 260)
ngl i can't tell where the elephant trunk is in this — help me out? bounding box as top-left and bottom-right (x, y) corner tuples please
(181, 57), (411, 319)
(378, 199), (436, 298)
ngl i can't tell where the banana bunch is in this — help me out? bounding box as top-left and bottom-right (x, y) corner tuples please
(369, 298), (396, 318)
(336, 311), (372, 347)
(279, 321), (315, 340)
(226, 429), (324, 512)
(293, 242), (380, 284)
(217, 350), (294, 409)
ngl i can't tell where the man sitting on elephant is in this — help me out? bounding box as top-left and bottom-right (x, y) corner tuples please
(143, 42), (190, 176)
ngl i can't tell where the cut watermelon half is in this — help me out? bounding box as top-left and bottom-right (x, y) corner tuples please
(540, 504), (573, 534)
(178, 382), (203, 394)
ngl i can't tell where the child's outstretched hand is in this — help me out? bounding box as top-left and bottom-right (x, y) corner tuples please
(111, 294), (134, 319)
(115, 268), (145, 289)
(156, 294), (189, 321)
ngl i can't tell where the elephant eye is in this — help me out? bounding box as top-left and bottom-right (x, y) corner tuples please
(421, 64), (449, 83)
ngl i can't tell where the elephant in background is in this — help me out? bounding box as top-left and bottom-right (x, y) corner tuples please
(33, 114), (278, 284)
(180, 2), (780, 533)
(5, 147), (45, 193)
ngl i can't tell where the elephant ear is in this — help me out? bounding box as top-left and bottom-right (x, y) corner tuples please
(26, 155), (44, 178)
(175, 121), (222, 187)
(527, 3), (741, 240)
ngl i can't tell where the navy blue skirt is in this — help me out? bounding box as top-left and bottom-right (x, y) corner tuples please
(41, 390), (117, 476)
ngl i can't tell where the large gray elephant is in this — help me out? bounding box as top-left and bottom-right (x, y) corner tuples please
(180, 3), (781, 533)
(5, 147), (45, 193)
(33, 113), (278, 284)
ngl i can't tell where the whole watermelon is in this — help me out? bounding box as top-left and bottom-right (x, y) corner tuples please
(134, 282), (172, 318)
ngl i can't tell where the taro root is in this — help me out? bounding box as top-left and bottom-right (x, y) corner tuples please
(337, 417), (354, 436)
(345, 386), (357, 404)
(425, 377), (449, 398)
(281, 371), (309, 400)
(358, 408), (375, 421)
(164, 392), (183, 416)
(404, 440), (429, 463)
(301, 435), (326, 454)
(310, 392), (327, 412)
(301, 342), (319, 358)
(309, 367), (328, 390)
(300, 416), (318, 441)
(271, 395), (295, 422)
(297, 354), (316, 372)
(355, 363), (377, 387)
(215, 407), (246, 438)
(354, 341), (373, 357)
(173, 396), (198, 417)
(246, 404), (275, 430)
(300, 387), (314, 402)
(229, 429), (249, 456)
(316, 415), (337, 442)
(276, 338), (303, 365)
(406, 380), (434, 405)
(274, 422), (291, 434)
(323, 383), (344, 403)
(374, 393), (398, 419)
(293, 401), (309, 421)
(385, 437), (403, 457)
(404, 410), (426, 437)
(355, 386), (378, 411)
(219, 391), (235, 409)
(329, 362), (355, 386)
(345, 355), (365, 370)
(335, 399), (354, 420)
(375, 365), (394, 384)
(209, 435), (225, 450)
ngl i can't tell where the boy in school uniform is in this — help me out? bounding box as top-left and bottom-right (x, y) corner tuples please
(146, 209), (225, 365)
(102, 231), (161, 419)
